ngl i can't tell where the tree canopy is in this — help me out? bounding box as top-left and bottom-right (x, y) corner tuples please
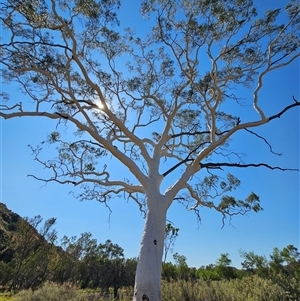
(1, 0), (299, 299)
(1, 0), (299, 218)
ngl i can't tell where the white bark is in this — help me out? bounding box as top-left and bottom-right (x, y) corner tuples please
(133, 193), (169, 301)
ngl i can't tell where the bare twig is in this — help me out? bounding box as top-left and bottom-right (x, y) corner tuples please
(244, 128), (282, 156)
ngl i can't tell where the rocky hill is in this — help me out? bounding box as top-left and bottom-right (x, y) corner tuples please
(0, 202), (22, 262)
(0, 202), (64, 290)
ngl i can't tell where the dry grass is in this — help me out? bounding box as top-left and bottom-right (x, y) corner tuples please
(7, 275), (300, 301)
(162, 276), (293, 301)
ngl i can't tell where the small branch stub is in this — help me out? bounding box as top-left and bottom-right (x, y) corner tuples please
(142, 294), (149, 301)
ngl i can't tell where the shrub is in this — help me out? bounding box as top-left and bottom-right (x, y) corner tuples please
(12, 282), (87, 301)
(10, 275), (300, 301)
(0, 294), (13, 301)
(11, 282), (133, 301)
(161, 275), (289, 301)
(268, 271), (300, 301)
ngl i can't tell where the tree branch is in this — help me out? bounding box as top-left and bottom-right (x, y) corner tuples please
(163, 97), (299, 178)
(269, 96), (300, 121)
(244, 128), (282, 156)
(201, 162), (298, 171)
(162, 141), (209, 177)
(171, 128), (230, 139)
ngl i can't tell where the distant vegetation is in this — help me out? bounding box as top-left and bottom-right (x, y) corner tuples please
(0, 202), (299, 300)
(0, 203), (136, 298)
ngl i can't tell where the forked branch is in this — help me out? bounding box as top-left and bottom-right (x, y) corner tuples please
(269, 96), (299, 121)
(163, 97), (300, 177)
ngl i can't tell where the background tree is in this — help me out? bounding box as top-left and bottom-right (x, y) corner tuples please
(7, 216), (57, 291)
(268, 245), (300, 299)
(163, 223), (179, 264)
(74, 232), (102, 289)
(216, 253), (232, 267)
(96, 239), (126, 298)
(280, 244), (300, 277)
(161, 262), (178, 281)
(173, 253), (191, 280)
(239, 245), (300, 299)
(122, 257), (138, 288)
(240, 250), (268, 277)
(196, 264), (221, 281)
(269, 245), (300, 276)
(60, 233), (127, 297)
(215, 253), (236, 280)
(51, 235), (81, 285)
(1, 0), (300, 300)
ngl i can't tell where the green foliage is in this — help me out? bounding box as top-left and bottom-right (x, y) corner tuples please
(51, 233), (136, 298)
(162, 262), (178, 281)
(0, 205), (137, 295)
(214, 253), (237, 280)
(74, 0), (102, 19)
(7, 223), (17, 232)
(1, 204), (300, 300)
(172, 253), (195, 281)
(0, 262), (13, 286)
(240, 250), (268, 276)
(216, 253), (232, 267)
(2, 215), (58, 291)
(163, 223), (179, 263)
(196, 267), (221, 281)
(0, 293), (13, 301)
(48, 132), (60, 143)
(239, 245), (300, 299)
(215, 192), (263, 225)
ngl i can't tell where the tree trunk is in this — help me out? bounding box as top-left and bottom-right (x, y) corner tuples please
(133, 196), (168, 301)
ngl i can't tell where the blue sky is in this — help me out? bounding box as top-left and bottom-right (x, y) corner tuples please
(1, 0), (299, 268)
